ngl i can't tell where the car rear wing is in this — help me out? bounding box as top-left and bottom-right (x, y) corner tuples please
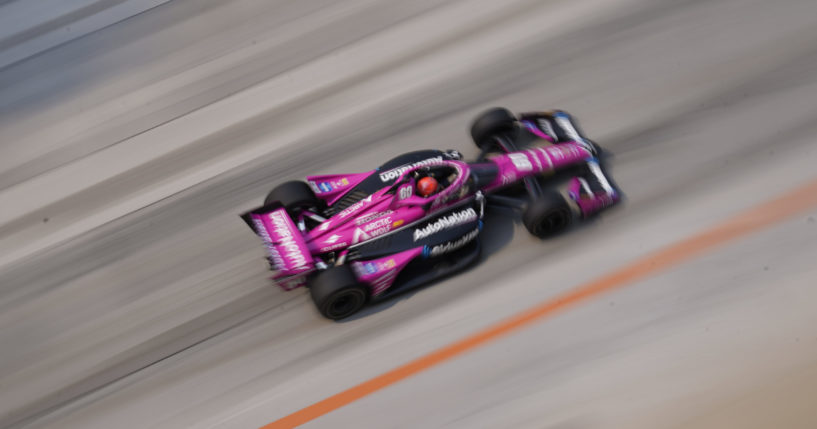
(240, 203), (315, 278)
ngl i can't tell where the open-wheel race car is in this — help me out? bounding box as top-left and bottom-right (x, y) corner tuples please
(241, 108), (621, 320)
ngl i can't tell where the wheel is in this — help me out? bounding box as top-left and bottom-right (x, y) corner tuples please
(264, 180), (320, 209)
(523, 191), (573, 238)
(470, 107), (516, 150)
(309, 266), (368, 320)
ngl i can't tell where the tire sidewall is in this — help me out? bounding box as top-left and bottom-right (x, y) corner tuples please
(309, 266), (368, 320)
(524, 192), (573, 238)
(317, 286), (367, 320)
(470, 107), (516, 150)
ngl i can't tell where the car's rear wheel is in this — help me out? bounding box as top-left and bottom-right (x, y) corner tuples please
(309, 266), (368, 320)
(523, 191), (573, 238)
(264, 180), (320, 208)
(470, 107), (516, 151)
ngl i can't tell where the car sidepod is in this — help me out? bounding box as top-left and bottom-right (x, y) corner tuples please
(348, 199), (483, 299)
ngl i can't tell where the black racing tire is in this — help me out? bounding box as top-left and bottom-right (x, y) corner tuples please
(309, 266), (368, 320)
(523, 191), (573, 238)
(470, 107), (516, 150)
(264, 180), (320, 209)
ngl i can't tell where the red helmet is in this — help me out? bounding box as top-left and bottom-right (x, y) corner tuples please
(417, 176), (438, 197)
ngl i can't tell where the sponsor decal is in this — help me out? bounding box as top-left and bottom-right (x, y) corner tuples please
(428, 227), (480, 257)
(363, 262), (378, 274)
(307, 181), (320, 194)
(537, 118), (555, 137)
(413, 207), (478, 241)
(378, 156), (443, 182)
(338, 195), (373, 218)
(351, 224), (390, 244)
(536, 147), (553, 169)
(398, 185), (412, 200)
(269, 211), (309, 271)
(546, 145), (564, 161)
(324, 234), (341, 244)
(267, 247), (285, 270)
(370, 226), (390, 236)
(254, 217), (286, 269)
(393, 219), (404, 228)
(352, 227), (370, 244)
(252, 218), (272, 246)
(587, 160), (614, 193)
(554, 114), (583, 143)
(354, 258), (402, 295)
(316, 221), (332, 231)
(527, 149), (542, 171)
(318, 182), (333, 192)
(363, 217), (392, 232)
(500, 172), (517, 185)
(351, 216), (394, 245)
(355, 210), (392, 225)
(371, 270), (398, 295)
(355, 258), (397, 277)
(319, 242), (348, 253)
(509, 153), (533, 172)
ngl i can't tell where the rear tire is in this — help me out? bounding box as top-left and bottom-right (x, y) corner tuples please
(309, 266), (368, 320)
(264, 180), (320, 209)
(470, 107), (516, 151)
(523, 191), (573, 238)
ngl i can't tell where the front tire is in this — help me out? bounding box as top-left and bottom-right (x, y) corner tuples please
(523, 191), (573, 238)
(470, 107), (516, 151)
(309, 266), (368, 320)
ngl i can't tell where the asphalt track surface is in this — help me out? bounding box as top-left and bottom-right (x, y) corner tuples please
(1, 0), (817, 428)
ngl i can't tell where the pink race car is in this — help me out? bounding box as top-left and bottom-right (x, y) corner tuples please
(241, 108), (620, 319)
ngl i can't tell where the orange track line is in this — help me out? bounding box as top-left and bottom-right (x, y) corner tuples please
(262, 177), (817, 429)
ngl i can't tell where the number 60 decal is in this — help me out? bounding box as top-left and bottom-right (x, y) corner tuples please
(399, 184), (413, 200)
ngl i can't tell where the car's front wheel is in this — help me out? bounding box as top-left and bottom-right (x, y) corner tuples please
(309, 266), (368, 320)
(523, 191), (573, 238)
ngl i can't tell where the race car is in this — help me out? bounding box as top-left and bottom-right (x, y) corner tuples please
(241, 108), (620, 319)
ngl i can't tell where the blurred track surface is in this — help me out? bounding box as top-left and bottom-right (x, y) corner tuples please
(1, 0), (817, 428)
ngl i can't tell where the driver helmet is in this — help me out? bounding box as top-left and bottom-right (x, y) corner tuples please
(417, 176), (439, 197)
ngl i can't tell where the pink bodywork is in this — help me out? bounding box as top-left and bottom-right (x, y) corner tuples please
(351, 247), (424, 296)
(246, 208), (315, 289)
(303, 190), (422, 254)
(567, 177), (620, 216)
(485, 141), (593, 192)
(306, 171), (374, 206)
(522, 120), (555, 142)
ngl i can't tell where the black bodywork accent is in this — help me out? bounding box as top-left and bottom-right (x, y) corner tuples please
(347, 198), (482, 261)
(345, 197), (483, 298)
(466, 162), (499, 189)
(239, 200), (283, 234)
(374, 238), (481, 301)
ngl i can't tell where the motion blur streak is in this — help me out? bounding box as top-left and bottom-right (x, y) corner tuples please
(3, 0), (817, 428)
(263, 177), (817, 428)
